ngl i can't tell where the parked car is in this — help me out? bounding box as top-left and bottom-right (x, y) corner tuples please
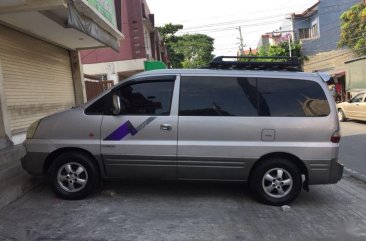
(21, 57), (343, 206)
(337, 91), (366, 122)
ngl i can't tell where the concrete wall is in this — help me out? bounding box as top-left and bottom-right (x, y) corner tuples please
(303, 48), (356, 73)
(346, 57), (366, 90)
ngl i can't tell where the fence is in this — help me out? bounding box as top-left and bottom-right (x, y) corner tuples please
(85, 80), (114, 101)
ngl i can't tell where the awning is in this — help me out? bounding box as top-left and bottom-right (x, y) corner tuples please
(68, 2), (119, 51)
(144, 61), (167, 71)
(0, 0), (123, 51)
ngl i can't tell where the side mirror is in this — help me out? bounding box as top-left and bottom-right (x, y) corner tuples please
(112, 94), (121, 115)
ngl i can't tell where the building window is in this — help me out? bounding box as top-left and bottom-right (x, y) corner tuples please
(298, 28), (310, 39)
(311, 23), (318, 38)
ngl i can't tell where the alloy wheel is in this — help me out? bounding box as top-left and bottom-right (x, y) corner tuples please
(262, 168), (293, 198)
(57, 162), (88, 193)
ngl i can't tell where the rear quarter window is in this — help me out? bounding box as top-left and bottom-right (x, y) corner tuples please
(257, 78), (330, 117)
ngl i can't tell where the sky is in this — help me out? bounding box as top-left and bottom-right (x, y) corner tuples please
(146, 0), (319, 56)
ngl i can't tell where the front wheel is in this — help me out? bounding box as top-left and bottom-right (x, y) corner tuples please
(48, 151), (100, 199)
(338, 109), (347, 122)
(249, 158), (302, 206)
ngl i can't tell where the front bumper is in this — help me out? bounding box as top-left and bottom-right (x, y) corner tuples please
(21, 151), (48, 177)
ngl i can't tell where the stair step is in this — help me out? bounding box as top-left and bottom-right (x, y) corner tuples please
(0, 145), (25, 166)
(0, 171), (43, 209)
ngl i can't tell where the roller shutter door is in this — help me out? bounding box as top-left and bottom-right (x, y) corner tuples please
(0, 25), (75, 133)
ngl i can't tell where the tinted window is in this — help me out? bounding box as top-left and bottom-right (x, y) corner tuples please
(115, 80), (174, 115)
(257, 78), (330, 117)
(85, 93), (111, 115)
(179, 76), (258, 116)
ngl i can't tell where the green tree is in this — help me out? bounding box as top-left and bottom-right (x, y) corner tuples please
(257, 41), (306, 62)
(156, 23), (184, 68)
(157, 23), (183, 42)
(172, 34), (214, 68)
(339, 3), (366, 56)
(157, 24), (214, 68)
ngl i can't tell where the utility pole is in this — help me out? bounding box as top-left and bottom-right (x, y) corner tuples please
(238, 26), (245, 55)
(288, 36), (292, 57)
(290, 13), (295, 42)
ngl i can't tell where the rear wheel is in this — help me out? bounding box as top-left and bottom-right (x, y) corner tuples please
(48, 151), (100, 199)
(249, 158), (302, 206)
(338, 109), (346, 122)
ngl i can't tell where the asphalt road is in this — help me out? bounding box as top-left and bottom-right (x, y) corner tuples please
(339, 121), (366, 178)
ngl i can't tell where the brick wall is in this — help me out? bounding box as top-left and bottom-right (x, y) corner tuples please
(81, 0), (147, 64)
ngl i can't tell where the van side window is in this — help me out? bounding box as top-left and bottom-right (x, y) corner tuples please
(84, 94), (111, 115)
(112, 80), (175, 115)
(179, 76), (258, 116)
(257, 78), (330, 117)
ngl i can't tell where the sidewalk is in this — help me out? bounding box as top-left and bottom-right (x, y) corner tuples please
(0, 144), (42, 209)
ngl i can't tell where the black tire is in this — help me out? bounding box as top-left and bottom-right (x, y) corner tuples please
(249, 158), (302, 206)
(47, 151), (100, 200)
(338, 108), (347, 122)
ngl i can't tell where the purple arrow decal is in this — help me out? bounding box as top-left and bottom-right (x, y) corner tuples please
(104, 117), (156, 141)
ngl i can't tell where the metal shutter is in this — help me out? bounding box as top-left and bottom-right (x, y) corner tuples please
(0, 25), (75, 133)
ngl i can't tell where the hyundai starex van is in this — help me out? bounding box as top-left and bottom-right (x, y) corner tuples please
(21, 57), (343, 206)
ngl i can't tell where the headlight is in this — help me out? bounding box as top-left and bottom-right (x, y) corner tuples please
(26, 119), (41, 139)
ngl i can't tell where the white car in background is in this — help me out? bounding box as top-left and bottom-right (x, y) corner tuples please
(337, 92), (366, 122)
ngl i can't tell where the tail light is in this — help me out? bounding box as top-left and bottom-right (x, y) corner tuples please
(331, 130), (341, 143)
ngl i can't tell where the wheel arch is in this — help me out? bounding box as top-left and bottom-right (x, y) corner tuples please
(337, 107), (346, 115)
(249, 152), (309, 190)
(43, 147), (103, 176)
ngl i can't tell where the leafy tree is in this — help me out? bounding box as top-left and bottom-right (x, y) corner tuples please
(157, 24), (214, 68)
(257, 41), (307, 62)
(172, 34), (214, 68)
(156, 23), (184, 68)
(157, 23), (183, 42)
(339, 3), (366, 56)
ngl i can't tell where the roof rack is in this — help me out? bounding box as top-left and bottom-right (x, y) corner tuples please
(208, 56), (302, 71)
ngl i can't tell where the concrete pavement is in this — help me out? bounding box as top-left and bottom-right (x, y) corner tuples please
(0, 145), (41, 209)
(0, 175), (366, 241)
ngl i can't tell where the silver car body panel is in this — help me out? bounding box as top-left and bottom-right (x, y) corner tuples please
(22, 69), (342, 185)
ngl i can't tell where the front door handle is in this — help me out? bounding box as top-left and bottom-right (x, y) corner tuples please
(160, 124), (172, 131)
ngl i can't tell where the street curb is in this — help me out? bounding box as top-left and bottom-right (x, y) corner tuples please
(344, 167), (366, 183)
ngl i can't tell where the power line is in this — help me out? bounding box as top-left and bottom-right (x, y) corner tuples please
(155, 2), (316, 26)
(178, 1), (360, 36)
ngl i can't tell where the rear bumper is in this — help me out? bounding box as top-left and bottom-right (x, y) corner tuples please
(21, 151), (48, 177)
(308, 159), (343, 185)
(329, 160), (344, 184)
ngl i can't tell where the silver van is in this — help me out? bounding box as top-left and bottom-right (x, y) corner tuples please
(21, 58), (343, 206)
